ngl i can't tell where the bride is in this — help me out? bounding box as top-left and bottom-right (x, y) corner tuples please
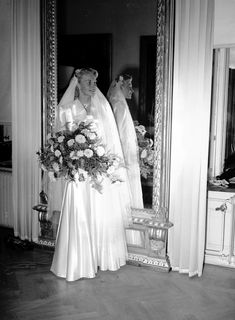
(107, 74), (143, 208)
(50, 68), (132, 281)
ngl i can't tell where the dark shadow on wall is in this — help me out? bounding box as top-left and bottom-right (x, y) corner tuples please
(139, 35), (156, 128)
(57, 34), (112, 101)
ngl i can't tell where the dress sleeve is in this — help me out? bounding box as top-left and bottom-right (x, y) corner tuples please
(55, 105), (73, 131)
(55, 100), (87, 132)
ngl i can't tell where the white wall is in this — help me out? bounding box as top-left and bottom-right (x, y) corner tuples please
(214, 0), (235, 47)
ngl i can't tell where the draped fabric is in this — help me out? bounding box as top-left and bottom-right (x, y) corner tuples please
(51, 176), (128, 281)
(209, 48), (229, 178)
(11, 0), (41, 240)
(168, 0), (214, 276)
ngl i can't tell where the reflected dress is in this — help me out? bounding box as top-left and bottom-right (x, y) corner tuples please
(107, 85), (144, 246)
(50, 92), (132, 281)
(107, 89), (144, 208)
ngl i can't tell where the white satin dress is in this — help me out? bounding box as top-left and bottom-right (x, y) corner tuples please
(107, 89), (144, 247)
(50, 96), (131, 281)
(109, 93), (144, 208)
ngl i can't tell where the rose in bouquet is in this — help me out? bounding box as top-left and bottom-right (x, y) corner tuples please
(37, 116), (123, 192)
(134, 121), (154, 179)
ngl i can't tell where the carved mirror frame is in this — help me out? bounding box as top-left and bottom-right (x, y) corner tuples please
(41, 0), (174, 271)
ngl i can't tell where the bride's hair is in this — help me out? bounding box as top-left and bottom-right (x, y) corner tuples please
(75, 68), (98, 82)
(115, 73), (132, 83)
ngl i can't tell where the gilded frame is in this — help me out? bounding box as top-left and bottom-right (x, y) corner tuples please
(41, 0), (174, 270)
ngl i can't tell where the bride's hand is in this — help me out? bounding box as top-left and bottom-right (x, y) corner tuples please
(66, 121), (79, 131)
(73, 121), (81, 130)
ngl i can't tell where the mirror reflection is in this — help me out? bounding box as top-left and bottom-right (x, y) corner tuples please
(209, 47), (235, 188)
(57, 0), (157, 208)
(38, 0), (173, 271)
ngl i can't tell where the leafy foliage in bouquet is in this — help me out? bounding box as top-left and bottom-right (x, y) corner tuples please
(37, 117), (123, 192)
(134, 121), (154, 179)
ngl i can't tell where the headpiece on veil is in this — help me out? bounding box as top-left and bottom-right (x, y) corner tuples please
(75, 68), (98, 80)
(106, 74), (132, 104)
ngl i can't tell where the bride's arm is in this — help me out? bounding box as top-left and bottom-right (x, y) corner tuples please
(58, 100), (87, 131)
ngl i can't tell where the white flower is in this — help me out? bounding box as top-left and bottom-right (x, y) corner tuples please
(59, 156), (63, 164)
(112, 159), (120, 167)
(147, 152), (154, 162)
(71, 169), (77, 176)
(67, 139), (75, 147)
(70, 151), (75, 158)
(84, 149), (93, 158)
(58, 135), (65, 143)
(96, 146), (105, 156)
(107, 165), (115, 174)
(50, 145), (54, 152)
(89, 123), (98, 132)
(75, 134), (86, 143)
(48, 171), (56, 181)
(140, 149), (147, 159)
(79, 169), (88, 179)
(136, 125), (146, 135)
(87, 132), (96, 140)
(81, 129), (90, 136)
(41, 164), (47, 171)
(54, 150), (61, 157)
(96, 173), (103, 182)
(52, 162), (60, 172)
(77, 150), (84, 157)
(149, 139), (153, 147)
(85, 115), (94, 125)
(67, 161), (73, 168)
(119, 75), (124, 83)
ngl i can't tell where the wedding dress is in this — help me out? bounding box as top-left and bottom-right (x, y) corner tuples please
(107, 79), (144, 247)
(107, 81), (144, 208)
(50, 75), (132, 281)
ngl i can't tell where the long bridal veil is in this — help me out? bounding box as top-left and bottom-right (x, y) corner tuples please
(107, 79), (144, 209)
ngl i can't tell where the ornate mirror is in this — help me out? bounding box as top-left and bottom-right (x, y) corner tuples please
(41, 0), (174, 271)
(209, 46), (235, 182)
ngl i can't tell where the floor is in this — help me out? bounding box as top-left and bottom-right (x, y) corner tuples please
(0, 227), (235, 320)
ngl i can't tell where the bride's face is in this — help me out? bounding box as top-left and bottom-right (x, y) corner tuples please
(122, 79), (134, 100)
(78, 73), (97, 97)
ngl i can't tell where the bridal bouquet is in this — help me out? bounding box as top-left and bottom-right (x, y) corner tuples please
(37, 116), (123, 192)
(134, 121), (154, 179)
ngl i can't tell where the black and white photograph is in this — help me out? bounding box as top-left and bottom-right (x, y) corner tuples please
(0, 0), (235, 319)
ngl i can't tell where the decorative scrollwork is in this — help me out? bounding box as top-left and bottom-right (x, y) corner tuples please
(128, 252), (171, 271)
(41, 0), (57, 136)
(41, 0), (174, 271)
(153, 0), (174, 220)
